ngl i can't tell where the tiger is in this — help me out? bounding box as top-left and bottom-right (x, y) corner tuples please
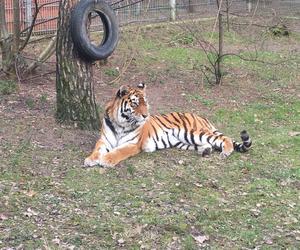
(84, 83), (252, 168)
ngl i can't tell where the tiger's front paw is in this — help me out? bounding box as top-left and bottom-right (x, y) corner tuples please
(84, 157), (100, 168)
(98, 154), (117, 168)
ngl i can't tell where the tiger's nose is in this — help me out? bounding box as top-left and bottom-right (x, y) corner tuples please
(142, 114), (148, 118)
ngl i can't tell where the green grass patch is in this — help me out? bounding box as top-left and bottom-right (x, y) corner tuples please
(0, 80), (18, 95)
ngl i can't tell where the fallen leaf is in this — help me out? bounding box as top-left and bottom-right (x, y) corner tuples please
(23, 190), (37, 197)
(0, 213), (8, 220)
(24, 207), (39, 217)
(117, 238), (125, 246)
(194, 182), (203, 188)
(52, 237), (60, 245)
(265, 238), (273, 245)
(98, 168), (106, 175)
(178, 160), (184, 165)
(192, 234), (209, 245)
(288, 131), (300, 137)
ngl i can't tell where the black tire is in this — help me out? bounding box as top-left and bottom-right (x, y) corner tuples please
(70, 0), (119, 61)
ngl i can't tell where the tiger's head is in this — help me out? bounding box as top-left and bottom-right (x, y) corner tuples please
(105, 83), (149, 128)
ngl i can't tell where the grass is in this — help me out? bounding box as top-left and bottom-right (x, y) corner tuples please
(1, 95), (299, 248)
(0, 80), (18, 95)
(1, 21), (300, 249)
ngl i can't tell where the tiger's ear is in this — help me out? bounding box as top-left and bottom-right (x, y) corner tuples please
(116, 85), (129, 98)
(137, 82), (146, 90)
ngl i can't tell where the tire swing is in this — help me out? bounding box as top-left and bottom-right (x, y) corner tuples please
(70, 0), (119, 61)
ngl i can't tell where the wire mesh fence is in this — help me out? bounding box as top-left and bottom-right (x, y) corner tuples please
(3, 0), (300, 35)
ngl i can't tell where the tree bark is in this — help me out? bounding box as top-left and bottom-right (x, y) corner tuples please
(26, 34), (56, 74)
(12, 0), (21, 53)
(216, 13), (223, 85)
(56, 0), (100, 130)
(0, 0), (14, 73)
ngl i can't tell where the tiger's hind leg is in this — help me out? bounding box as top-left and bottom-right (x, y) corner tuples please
(211, 131), (234, 158)
(219, 138), (234, 158)
(198, 144), (213, 157)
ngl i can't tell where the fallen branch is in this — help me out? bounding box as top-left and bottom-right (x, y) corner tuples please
(25, 34), (56, 74)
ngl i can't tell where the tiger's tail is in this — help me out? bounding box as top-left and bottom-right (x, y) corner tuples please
(233, 130), (252, 153)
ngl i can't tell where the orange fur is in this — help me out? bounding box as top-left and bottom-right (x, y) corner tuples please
(84, 84), (251, 167)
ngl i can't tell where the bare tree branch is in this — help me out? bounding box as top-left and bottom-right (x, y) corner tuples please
(19, 0), (39, 51)
(20, 0), (60, 41)
(25, 34), (57, 73)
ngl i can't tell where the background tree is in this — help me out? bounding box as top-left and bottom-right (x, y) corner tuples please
(0, 0), (18, 74)
(56, 0), (100, 130)
(0, 0), (58, 78)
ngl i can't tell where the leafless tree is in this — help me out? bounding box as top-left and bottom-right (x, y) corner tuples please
(0, 0), (57, 78)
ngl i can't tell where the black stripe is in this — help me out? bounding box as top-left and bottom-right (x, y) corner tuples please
(191, 113), (198, 129)
(199, 132), (205, 142)
(207, 135), (213, 144)
(150, 123), (159, 141)
(170, 112), (181, 124)
(183, 114), (192, 127)
(190, 130), (196, 145)
(123, 100), (128, 112)
(179, 114), (190, 144)
(154, 138), (159, 150)
(212, 136), (219, 143)
(124, 126), (138, 134)
(172, 128), (176, 137)
(155, 116), (172, 129)
(173, 142), (182, 148)
(104, 117), (116, 135)
(152, 117), (164, 130)
(120, 99), (124, 113)
(121, 113), (130, 120)
(103, 132), (114, 148)
(161, 138), (167, 148)
(244, 140), (252, 147)
(125, 134), (139, 143)
(218, 142), (223, 151)
(162, 114), (176, 126)
(166, 132), (171, 147)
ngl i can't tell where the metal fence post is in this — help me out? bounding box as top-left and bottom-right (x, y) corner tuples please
(170, 0), (176, 21)
(135, 1), (141, 16)
(246, 0), (252, 12)
(25, 0), (32, 28)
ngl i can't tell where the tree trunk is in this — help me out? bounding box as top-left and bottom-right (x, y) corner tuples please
(0, 0), (14, 74)
(216, 13), (223, 85)
(56, 0), (100, 130)
(12, 0), (21, 53)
